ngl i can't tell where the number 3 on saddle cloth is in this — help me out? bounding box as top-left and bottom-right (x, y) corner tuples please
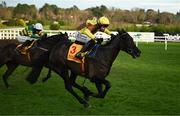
(67, 43), (100, 72)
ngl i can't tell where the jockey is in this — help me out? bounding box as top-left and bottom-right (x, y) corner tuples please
(17, 23), (47, 52)
(75, 16), (113, 58)
(20, 23), (47, 39)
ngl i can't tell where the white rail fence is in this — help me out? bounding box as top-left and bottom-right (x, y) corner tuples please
(0, 28), (180, 50)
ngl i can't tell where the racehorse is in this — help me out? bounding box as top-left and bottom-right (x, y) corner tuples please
(49, 29), (141, 107)
(0, 32), (68, 88)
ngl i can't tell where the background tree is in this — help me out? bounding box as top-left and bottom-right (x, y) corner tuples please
(145, 9), (157, 23)
(159, 12), (174, 24)
(39, 3), (59, 20)
(13, 3), (37, 20)
(89, 5), (108, 17)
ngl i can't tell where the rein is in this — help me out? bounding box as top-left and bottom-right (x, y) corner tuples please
(37, 46), (48, 51)
(33, 41), (49, 52)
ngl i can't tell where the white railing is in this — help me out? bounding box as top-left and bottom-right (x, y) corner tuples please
(0, 27), (24, 40)
(0, 27), (180, 50)
(154, 34), (180, 50)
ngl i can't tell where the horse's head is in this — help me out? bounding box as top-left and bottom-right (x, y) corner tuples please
(117, 29), (141, 58)
(58, 32), (69, 40)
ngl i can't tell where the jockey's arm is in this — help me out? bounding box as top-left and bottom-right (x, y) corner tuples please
(80, 28), (96, 40)
(104, 28), (112, 35)
(104, 28), (116, 39)
(19, 28), (31, 36)
(31, 32), (47, 40)
(30, 34), (41, 39)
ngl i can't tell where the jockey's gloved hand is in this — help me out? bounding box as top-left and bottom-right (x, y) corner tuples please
(96, 38), (103, 44)
(41, 34), (47, 40)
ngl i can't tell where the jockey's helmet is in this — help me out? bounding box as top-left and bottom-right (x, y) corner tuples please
(98, 16), (110, 27)
(34, 23), (43, 31)
(86, 17), (97, 26)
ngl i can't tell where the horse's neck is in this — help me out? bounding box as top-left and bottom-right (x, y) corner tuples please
(98, 37), (121, 67)
(39, 37), (60, 50)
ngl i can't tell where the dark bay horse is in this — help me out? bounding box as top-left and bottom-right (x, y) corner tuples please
(49, 30), (141, 107)
(0, 32), (68, 88)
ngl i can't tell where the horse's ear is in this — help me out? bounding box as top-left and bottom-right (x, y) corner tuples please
(116, 28), (121, 34)
(116, 28), (126, 35)
(65, 32), (68, 36)
(121, 29), (126, 33)
(59, 32), (63, 35)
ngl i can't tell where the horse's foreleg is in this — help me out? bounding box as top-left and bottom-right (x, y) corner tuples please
(93, 80), (104, 98)
(90, 79), (110, 98)
(102, 79), (111, 97)
(70, 72), (93, 101)
(42, 68), (51, 82)
(56, 68), (89, 107)
(26, 66), (43, 84)
(3, 63), (18, 88)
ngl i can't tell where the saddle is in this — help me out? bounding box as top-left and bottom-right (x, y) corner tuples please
(16, 40), (36, 55)
(67, 42), (100, 73)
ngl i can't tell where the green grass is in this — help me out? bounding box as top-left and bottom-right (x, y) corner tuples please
(0, 42), (180, 115)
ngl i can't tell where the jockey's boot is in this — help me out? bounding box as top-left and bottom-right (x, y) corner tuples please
(75, 40), (95, 59)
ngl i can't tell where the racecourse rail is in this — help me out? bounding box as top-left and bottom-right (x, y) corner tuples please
(0, 27), (180, 50)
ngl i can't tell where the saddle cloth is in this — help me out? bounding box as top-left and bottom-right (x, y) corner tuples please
(67, 43), (84, 63)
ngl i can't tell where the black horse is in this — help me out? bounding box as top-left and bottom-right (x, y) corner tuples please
(48, 29), (141, 107)
(0, 32), (68, 88)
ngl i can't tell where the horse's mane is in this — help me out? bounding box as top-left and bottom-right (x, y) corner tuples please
(38, 32), (68, 45)
(46, 32), (68, 41)
(100, 29), (126, 48)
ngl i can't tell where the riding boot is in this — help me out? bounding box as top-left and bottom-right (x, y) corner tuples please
(75, 40), (95, 58)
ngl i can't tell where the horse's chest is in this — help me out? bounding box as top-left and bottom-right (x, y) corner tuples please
(88, 63), (109, 78)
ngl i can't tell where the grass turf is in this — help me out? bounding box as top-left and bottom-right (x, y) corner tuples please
(0, 42), (180, 115)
